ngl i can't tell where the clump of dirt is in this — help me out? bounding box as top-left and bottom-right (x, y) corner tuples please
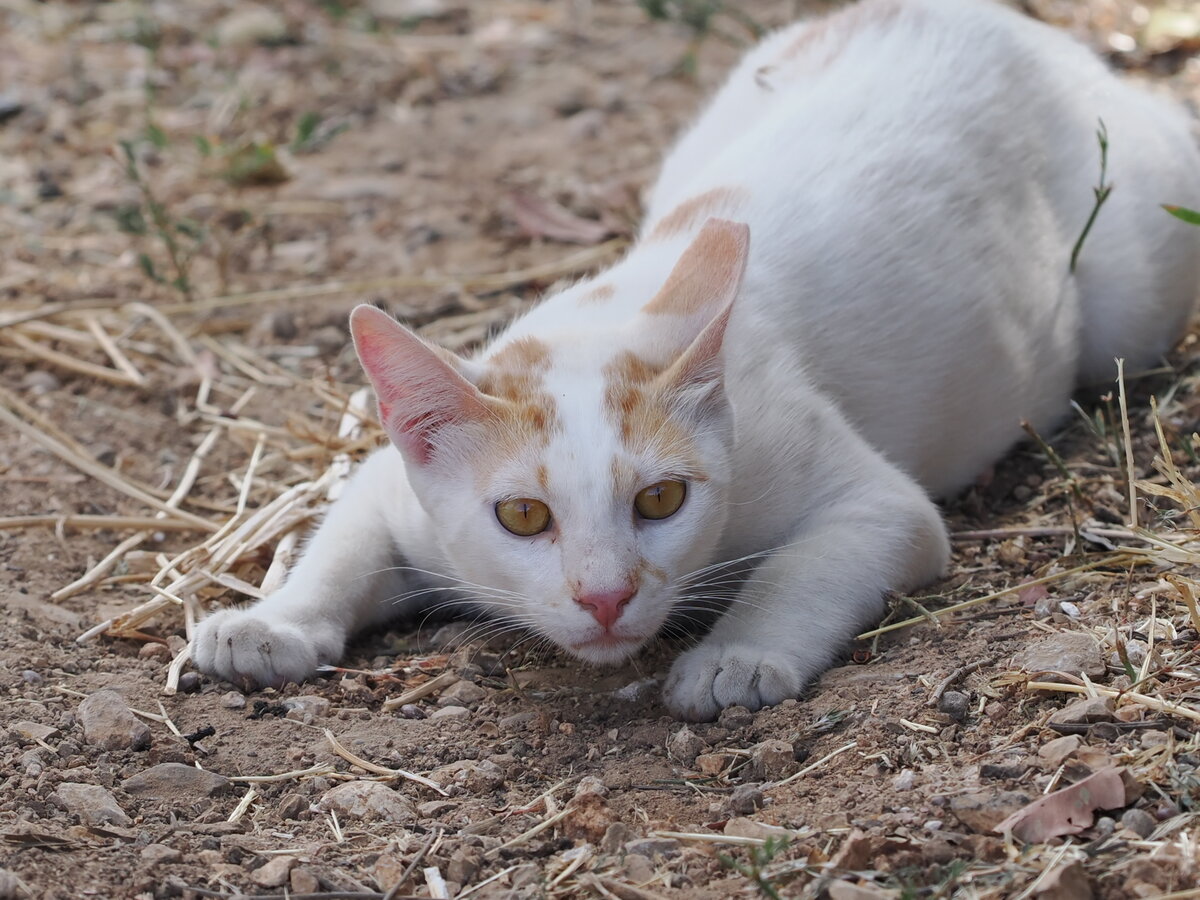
(2, 2), (1200, 899)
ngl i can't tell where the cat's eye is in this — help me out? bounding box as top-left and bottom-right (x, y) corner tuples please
(634, 480), (687, 520)
(495, 498), (552, 536)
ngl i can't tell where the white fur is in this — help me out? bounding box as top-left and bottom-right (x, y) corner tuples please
(193, 0), (1200, 719)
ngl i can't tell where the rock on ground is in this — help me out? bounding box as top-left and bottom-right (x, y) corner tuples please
(121, 763), (232, 800)
(54, 782), (131, 827)
(78, 690), (151, 751)
(318, 781), (416, 823)
(1014, 632), (1106, 682)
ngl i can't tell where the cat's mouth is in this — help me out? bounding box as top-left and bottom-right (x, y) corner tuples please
(568, 631), (644, 664)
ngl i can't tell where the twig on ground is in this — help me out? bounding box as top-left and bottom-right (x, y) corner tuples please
(927, 656), (998, 707)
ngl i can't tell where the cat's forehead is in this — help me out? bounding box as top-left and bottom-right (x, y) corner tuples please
(473, 336), (699, 492)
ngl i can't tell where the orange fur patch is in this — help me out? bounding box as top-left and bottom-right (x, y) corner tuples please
(602, 350), (701, 473)
(643, 220), (749, 318)
(647, 187), (747, 242)
(475, 337), (559, 476)
(578, 283), (615, 304)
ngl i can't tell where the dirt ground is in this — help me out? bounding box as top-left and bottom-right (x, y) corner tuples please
(2, 1), (1200, 898)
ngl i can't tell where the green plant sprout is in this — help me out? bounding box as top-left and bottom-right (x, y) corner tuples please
(1069, 118), (1113, 273)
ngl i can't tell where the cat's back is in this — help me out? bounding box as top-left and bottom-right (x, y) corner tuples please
(649, 0), (1119, 218)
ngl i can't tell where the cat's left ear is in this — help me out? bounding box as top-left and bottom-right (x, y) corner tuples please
(642, 218), (749, 400)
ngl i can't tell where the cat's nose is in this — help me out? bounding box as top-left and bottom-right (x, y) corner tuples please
(574, 586), (636, 630)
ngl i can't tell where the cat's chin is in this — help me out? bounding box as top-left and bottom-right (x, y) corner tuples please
(564, 633), (646, 666)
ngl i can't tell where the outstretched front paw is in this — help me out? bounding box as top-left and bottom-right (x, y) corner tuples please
(663, 641), (806, 721)
(191, 608), (343, 690)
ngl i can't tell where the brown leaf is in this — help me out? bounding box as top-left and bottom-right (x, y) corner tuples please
(509, 191), (610, 245)
(993, 767), (1128, 842)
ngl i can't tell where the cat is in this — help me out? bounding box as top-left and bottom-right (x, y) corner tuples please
(193, 0), (1200, 721)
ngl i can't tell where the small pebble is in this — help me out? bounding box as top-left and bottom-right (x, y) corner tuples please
(937, 690), (970, 722)
(891, 769), (916, 791)
(717, 705), (754, 730)
(176, 672), (202, 694)
(400, 704), (425, 719)
(220, 692), (247, 709)
(729, 783), (764, 815)
(141, 843), (182, 865)
(20, 371), (59, 395)
(1093, 816), (1116, 837)
(277, 793), (307, 820)
(1121, 807), (1156, 839)
(429, 705), (470, 720)
(21, 670), (43, 685)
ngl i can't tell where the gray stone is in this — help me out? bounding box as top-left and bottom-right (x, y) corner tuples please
(1038, 735), (1083, 767)
(277, 793), (308, 820)
(430, 759), (505, 793)
(429, 705), (470, 720)
(1014, 632), (1106, 682)
(729, 783), (764, 815)
(121, 763), (232, 800)
(747, 739), (795, 781)
(55, 782), (131, 827)
(446, 847), (484, 885)
(667, 726), (705, 766)
(624, 837), (681, 859)
(438, 681), (486, 707)
(283, 695), (330, 717)
(79, 690), (151, 751)
(12, 721), (59, 743)
(1047, 696), (1115, 726)
(937, 690), (970, 722)
(176, 672), (202, 693)
(1121, 808), (1156, 839)
(251, 856), (296, 888)
(318, 781), (416, 823)
(220, 692), (247, 709)
(717, 705), (754, 730)
(600, 822), (634, 855)
(950, 791), (1032, 833)
(141, 843), (182, 865)
(499, 711), (537, 730)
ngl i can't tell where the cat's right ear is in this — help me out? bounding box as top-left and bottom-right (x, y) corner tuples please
(349, 305), (491, 466)
(641, 218), (749, 409)
(641, 218), (749, 330)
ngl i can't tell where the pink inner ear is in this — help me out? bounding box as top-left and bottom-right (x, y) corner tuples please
(350, 305), (487, 465)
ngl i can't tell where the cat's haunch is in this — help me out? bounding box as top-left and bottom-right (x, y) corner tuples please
(192, 0), (1200, 721)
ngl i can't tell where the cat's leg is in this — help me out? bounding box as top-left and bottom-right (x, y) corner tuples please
(192, 447), (429, 688)
(662, 406), (951, 721)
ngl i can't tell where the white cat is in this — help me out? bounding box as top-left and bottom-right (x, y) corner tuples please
(193, 0), (1200, 720)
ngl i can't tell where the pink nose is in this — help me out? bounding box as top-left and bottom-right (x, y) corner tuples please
(574, 586), (635, 630)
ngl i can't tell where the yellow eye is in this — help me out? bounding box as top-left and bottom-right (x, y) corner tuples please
(634, 480), (687, 520)
(495, 498), (552, 536)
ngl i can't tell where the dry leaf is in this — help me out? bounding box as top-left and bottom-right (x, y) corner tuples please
(993, 767), (1128, 842)
(509, 191), (610, 245)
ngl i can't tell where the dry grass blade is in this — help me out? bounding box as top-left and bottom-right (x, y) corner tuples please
(856, 556), (1130, 640)
(0, 401), (215, 532)
(322, 729), (449, 796)
(380, 672), (460, 712)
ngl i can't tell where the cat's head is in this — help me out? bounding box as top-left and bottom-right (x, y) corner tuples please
(350, 219), (749, 663)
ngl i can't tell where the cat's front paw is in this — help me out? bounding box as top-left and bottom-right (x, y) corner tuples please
(663, 641), (805, 722)
(191, 608), (344, 690)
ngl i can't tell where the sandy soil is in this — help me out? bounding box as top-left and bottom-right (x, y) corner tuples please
(2, 1), (1200, 898)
